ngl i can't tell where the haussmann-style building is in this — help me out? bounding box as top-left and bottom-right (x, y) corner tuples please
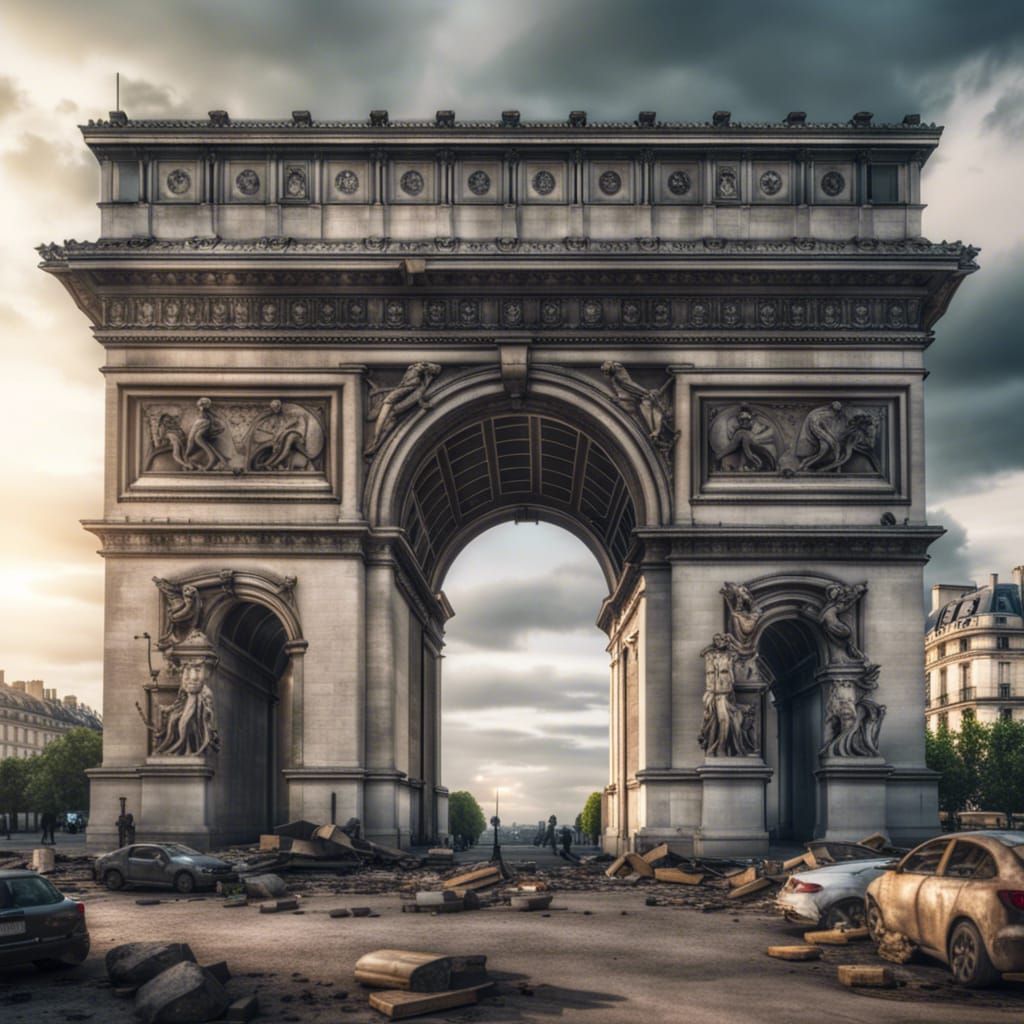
(38, 106), (978, 855)
(926, 569), (1024, 732)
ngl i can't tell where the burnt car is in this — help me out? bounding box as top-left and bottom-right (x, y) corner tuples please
(865, 830), (1024, 987)
(0, 870), (89, 970)
(94, 843), (234, 894)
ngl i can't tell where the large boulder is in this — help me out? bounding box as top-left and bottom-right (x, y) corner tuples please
(106, 943), (196, 988)
(134, 961), (230, 1024)
(241, 873), (287, 900)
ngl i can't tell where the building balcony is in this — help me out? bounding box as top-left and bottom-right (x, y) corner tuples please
(959, 687), (976, 702)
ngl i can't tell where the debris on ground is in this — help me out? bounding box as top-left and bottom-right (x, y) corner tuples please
(837, 964), (896, 988)
(355, 949), (496, 1020)
(442, 864), (502, 892)
(877, 929), (917, 964)
(766, 945), (822, 961)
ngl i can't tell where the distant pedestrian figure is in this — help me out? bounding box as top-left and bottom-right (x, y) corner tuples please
(1, 813), (9, 840)
(543, 815), (558, 854)
(40, 811), (57, 845)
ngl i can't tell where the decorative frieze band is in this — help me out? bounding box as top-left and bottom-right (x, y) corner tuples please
(98, 292), (926, 333)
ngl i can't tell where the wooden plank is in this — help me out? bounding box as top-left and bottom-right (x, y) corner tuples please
(857, 832), (888, 851)
(604, 854), (631, 878)
(766, 946), (821, 961)
(442, 866), (500, 890)
(804, 929), (849, 945)
(654, 868), (704, 886)
(727, 877), (773, 899)
(368, 984), (493, 1020)
(782, 854), (808, 872)
(641, 843), (670, 865)
(354, 950), (451, 993)
(727, 866), (760, 889)
(624, 852), (655, 878)
(837, 965), (894, 988)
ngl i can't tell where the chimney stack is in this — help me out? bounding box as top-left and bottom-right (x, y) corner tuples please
(930, 582), (976, 614)
(11, 680), (26, 692)
(63, 694), (78, 709)
(26, 680), (44, 700)
(989, 572), (999, 590)
(0, 669), (4, 686)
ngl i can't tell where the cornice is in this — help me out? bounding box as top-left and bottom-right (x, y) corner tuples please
(36, 235), (979, 265)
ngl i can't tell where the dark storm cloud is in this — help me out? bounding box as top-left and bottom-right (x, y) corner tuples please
(446, 566), (605, 649)
(983, 84), (1024, 140)
(925, 249), (1024, 493)
(442, 663), (606, 714)
(7, 0), (1024, 122)
(924, 509), (975, 590)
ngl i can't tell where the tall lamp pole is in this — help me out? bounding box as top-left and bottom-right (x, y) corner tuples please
(488, 788), (511, 878)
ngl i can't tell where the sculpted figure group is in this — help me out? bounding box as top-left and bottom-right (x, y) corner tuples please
(600, 361), (678, 456)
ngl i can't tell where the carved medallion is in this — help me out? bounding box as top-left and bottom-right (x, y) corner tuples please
(758, 301), (778, 328)
(717, 169), (738, 199)
(540, 299), (562, 325)
(502, 299), (524, 326)
(598, 170), (622, 196)
(458, 299), (479, 326)
(690, 300), (710, 327)
(852, 302), (871, 327)
(400, 170), (425, 196)
(581, 299), (603, 325)
(235, 169), (260, 196)
(667, 170), (691, 196)
(821, 171), (845, 197)
(425, 299), (446, 326)
(621, 300), (641, 325)
(467, 170), (491, 196)
(759, 170), (782, 196)
(166, 169), (191, 195)
(334, 169), (359, 194)
(384, 299), (406, 326)
(285, 168), (307, 198)
(532, 170), (556, 195)
(722, 300), (741, 327)
(651, 300), (671, 326)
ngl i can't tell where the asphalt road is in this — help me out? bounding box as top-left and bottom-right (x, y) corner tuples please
(2, 887), (1021, 1024)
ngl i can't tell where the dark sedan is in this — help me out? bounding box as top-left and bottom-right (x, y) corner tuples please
(94, 843), (234, 893)
(0, 870), (89, 970)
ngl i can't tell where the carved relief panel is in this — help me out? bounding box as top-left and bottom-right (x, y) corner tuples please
(121, 390), (338, 500)
(695, 390), (905, 500)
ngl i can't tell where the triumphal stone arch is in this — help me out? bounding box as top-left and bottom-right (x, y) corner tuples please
(40, 108), (977, 855)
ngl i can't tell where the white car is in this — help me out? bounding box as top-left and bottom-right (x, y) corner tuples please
(776, 857), (893, 929)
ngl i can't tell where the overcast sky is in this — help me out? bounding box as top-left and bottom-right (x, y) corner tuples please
(1, 0), (1023, 823)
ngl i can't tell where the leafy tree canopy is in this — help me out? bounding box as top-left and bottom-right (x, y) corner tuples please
(448, 790), (486, 847)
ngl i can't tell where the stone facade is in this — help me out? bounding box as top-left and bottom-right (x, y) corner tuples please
(0, 672), (102, 759)
(39, 110), (976, 855)
(926, 570), (1024, 731)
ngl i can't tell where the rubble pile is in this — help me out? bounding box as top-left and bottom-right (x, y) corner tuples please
(104, 941), (257, 1023)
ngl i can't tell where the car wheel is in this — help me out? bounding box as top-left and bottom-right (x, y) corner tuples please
(948, 920), (999, 988)
(103, 869), (125, 891)
(173, 871), (196, 894)
(865, 897), (885, 944)
(823, 898), (866, 931)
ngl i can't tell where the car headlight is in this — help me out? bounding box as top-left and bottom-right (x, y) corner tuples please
(198, 866), (215, 873)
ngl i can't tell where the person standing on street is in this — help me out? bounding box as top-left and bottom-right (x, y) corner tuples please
(40, 811), (56, 845)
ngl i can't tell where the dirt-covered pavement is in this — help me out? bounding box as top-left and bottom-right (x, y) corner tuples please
(1, 851), (1023, 1024)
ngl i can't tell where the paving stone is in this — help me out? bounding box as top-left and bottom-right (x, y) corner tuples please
(226, 995), (260, 1021)
(105, 942), (196, 988)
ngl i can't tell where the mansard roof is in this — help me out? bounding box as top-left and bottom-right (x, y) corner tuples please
(926, 583), (1024, 633)
(0, 686), (103, 730)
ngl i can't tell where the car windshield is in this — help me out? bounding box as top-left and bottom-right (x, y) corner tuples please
(984, 831), (1024, 848)
(162, 844), (202, 856)
(0, 876), (63, 909)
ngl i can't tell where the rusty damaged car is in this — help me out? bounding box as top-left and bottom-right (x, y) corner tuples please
(865, 830), (1024, 986)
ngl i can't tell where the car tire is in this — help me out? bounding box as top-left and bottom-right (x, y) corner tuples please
(823, 898), (866, 931)
(948, 919), (999, 988)
(865, 897), (885, 944)
(103, 869), (125, 892)
(173, 871), (196, 894)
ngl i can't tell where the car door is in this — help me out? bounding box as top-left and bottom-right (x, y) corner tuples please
(126, 846), (166, 886)
(881, 838), (952, 941)
(918, 839), (999, 960)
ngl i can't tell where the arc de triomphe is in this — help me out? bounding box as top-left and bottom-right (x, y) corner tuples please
(39, 109), (976, 855)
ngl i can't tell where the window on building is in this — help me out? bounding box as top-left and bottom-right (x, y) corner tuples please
(939, 711), (949, 729)
(939, 642), (947, 658)
(1001, 708), (1013, 722)
(960, 663), (971, 685)
(996, 616), (1007, 624)
(939, 667), (948, 697)
(868, 164), (899, 203)
(959, 638), (970, 652)
(997, 636), (1010, 650)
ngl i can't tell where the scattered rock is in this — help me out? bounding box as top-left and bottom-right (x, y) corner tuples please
(226, 994), (260, 1022)
(242, 874), (288, 900)
(259, 898), (299, 913)
(766, 945), (822, 962)
(203, 961), (231, 985)
(837, 964), (895, 988)
(329, 908), (352, 918)
(106, 942), (196, 988)
(134, 961), (230, 1024)
(877, 930), (916, 964)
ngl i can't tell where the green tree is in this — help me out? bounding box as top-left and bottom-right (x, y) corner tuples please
(955, 712), (989, 808)
(579, 791), (602, 843)
(925, 722), (973, 816)
(980, 718), (1024, 823)
(447, 790), (486, 849)
(0, 757), (33, 830)
(26, 728), (102, 815)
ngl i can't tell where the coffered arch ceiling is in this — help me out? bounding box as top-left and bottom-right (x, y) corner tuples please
(401, 411), (638, 590)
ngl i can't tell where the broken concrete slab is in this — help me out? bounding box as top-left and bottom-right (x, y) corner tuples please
(31, 848), (55, 874)
(242, 874), (288, 900)
(414, 890), (460, 907)
(442, 866), (501, 892)
(837, 964), (895, 988)
(858, 832), (889, 851)
(727, 866), (760, 889)
(623, 852), (655, 878)
(226, 995), (259, 1022)
(351, 906), (373, 917)
(133, 960), (230, 1024)
(654, 868), (704, 886)
(726, 877), (773, 899)
(202, 961), (231, 985)
(258, 898), (299, 913)
(368, 983), (493, 1020)
(273, 819), (318, 840)
(877, 930), (916, 964)
(766, 946), (822, 961)
(106, 942), (196, 988)
(604, 854), (631, 878)
(354, 950), (452, 992)
(782, 854), (810, 872)
(803, 929), (851, 945)
(641, 843), (671, 866)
